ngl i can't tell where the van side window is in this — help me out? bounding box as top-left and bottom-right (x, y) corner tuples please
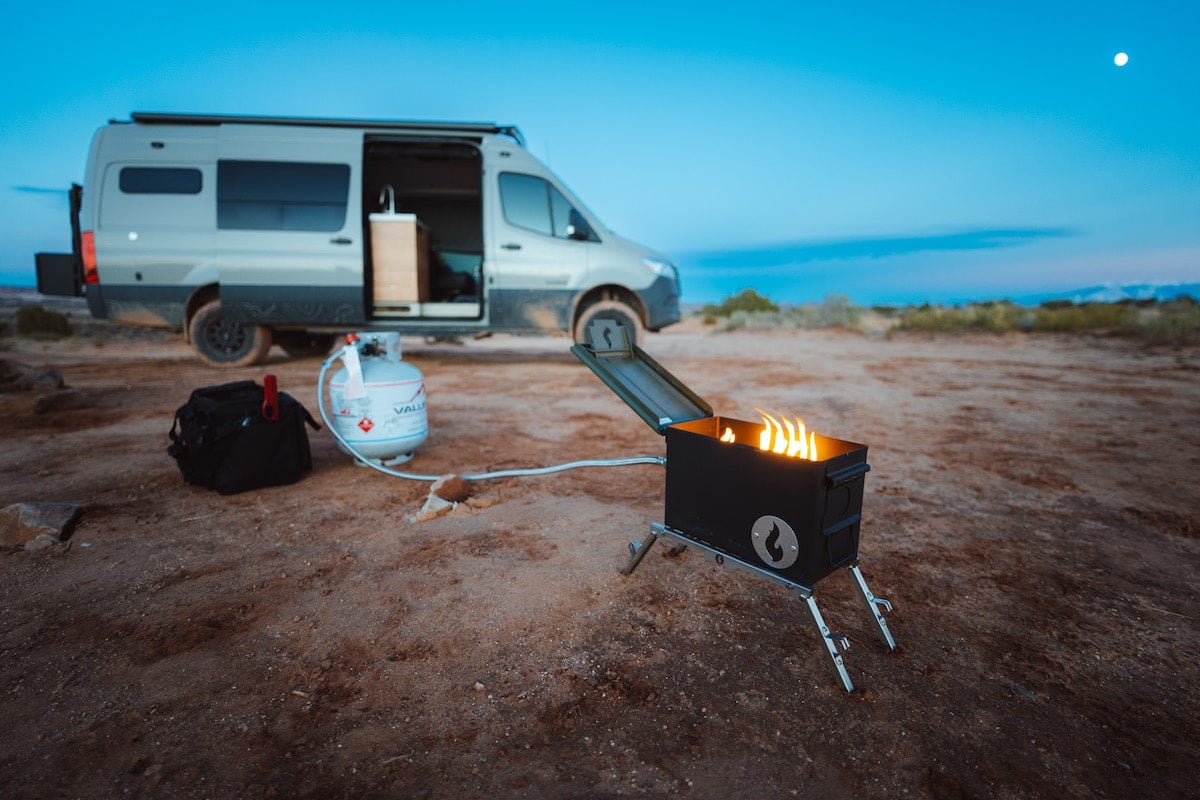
(119, 167), (202, 194)
(217, 160), (350, 232)
(499, 173), (599, 242)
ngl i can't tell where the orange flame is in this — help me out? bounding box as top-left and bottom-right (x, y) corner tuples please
(720, 427), (736, 443)
(754, 408), (819, 461)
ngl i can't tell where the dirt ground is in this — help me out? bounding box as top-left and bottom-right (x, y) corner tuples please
(1, 305), (1198, 799)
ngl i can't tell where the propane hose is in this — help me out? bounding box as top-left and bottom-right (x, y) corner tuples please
(316, 353), (666, 482)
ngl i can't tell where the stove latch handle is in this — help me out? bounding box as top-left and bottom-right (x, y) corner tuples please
(826, 461), (871, 488)
(827, 632), (851, 653)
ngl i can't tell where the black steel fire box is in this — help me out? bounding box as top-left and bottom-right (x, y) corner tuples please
(665, 416), (870, 588)
(572, 320), (896, 692)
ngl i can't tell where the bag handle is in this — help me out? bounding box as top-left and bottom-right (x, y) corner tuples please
(261, 374), (279, 422)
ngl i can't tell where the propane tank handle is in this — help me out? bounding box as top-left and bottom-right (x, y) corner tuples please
(340, 343), (367, 401)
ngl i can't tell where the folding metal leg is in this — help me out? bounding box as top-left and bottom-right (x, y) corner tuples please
(621, 528), (660, 575)
(795, 589), (855, 693)
(622, 524), (895, 694)
(846, 563), (896, 651)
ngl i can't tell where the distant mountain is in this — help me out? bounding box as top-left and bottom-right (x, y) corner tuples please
(1009, 282), (1200, 306)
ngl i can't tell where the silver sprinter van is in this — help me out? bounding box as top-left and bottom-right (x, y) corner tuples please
(39, 112), (681, 365)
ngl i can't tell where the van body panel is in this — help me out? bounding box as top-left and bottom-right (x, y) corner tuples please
(213, 126), (363, 287)
(215, 125), (366, 326)
(639, 274), (682, 330)
(74, 113), (681, 360)
(89, 284), (191, 327)
(488, 289), (576, 329)
(220, 284), (365, 326)
(86, 125), (219, 325)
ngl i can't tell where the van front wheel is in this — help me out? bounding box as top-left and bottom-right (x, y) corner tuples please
(574, 299), (644, 348)
(189, 300), (273, 367)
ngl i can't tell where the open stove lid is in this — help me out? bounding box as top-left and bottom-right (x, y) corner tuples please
(570, 319), (713, 434)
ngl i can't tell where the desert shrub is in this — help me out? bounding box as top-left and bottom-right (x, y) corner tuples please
(711, 294), (867, 332)
(1040, 299), (1075, 311)
(783, 294), (863, 329)
(975, 302), (1026, 332)
(1031, 303), (1138, 333)
(699, 288), (779, 318)
(895, 302), (1025, 333)
(16, 306), (72, 339)
(1139, 301), (1200, 346)
(894, 306), (971, 332)
(720, 309), (783, 331)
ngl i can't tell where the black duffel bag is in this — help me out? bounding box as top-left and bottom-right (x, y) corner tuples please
(167, 378), (320, 495)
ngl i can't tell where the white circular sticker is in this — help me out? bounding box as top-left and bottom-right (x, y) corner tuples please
(751, 515), (799, 569)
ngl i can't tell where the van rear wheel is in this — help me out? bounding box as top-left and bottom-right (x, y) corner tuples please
(574, 299), (644, 348)
(189, 300), (273, 367)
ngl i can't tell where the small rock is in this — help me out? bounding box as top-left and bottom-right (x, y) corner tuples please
(473, 682), (486, 692)
(431, 474), (471, 503)
(0, 502), (84, 546)
(415, 495), (454, 522)
(33, 389), (88, 415)
(32, 368), (66, 393)
(465, 496), (496, 509)
(0, 359), (24, 386)
(23, 534), (57, 552)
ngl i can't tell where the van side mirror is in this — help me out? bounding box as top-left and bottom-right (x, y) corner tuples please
(567, 209), (593, 241)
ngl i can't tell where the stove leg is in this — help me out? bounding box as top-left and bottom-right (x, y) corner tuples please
(797, 591), (855, 693)
(621, 529), (659, 576)
(847, 564), (896, 651)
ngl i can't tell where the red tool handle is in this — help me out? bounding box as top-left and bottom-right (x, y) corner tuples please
(262, 374), (279, 422)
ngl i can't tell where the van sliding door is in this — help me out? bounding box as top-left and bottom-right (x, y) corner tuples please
(215, 125), (364, 326)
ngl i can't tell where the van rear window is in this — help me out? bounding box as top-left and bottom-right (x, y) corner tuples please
(217, 160), (350, 232)
(119, 167), (202, 194)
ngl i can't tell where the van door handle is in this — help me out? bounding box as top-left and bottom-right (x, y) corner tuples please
(501, 243), (522, 250)
(330, 237), (352, 245)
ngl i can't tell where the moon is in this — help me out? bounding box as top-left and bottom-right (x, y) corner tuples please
(1114, 52), (1129, 67)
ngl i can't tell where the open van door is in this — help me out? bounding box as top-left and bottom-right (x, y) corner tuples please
(34, 184), (84, 297)
(214, 125), (364, 327)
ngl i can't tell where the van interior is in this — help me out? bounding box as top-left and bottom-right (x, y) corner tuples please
(363, 137), (484, 320)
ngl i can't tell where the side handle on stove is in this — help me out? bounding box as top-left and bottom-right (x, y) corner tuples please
(826, 461), (871, 488)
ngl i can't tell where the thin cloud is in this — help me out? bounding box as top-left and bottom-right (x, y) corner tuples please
(13, 185), (69, 194)
(680, 228), (1075, 272)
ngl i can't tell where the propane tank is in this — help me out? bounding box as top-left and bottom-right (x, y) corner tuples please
(328, 332), (428, 464)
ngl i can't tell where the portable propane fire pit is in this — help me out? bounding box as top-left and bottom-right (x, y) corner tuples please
(572, 320), (896, 692)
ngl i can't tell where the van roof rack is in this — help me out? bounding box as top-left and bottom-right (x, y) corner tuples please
(127, 111), (526, 149)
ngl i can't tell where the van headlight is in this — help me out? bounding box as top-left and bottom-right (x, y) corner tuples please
(642, 258), (677, 281)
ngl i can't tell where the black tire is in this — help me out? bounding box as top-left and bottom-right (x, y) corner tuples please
(188, 300), (273, 367)
(276, 332), (338, 359)
(574, 299), (644, 348)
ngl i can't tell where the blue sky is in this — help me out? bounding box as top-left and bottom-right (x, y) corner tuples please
(2, 1), (1197, 304)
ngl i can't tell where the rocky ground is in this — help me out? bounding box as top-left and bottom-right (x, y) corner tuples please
(1, 292), (1198, 799)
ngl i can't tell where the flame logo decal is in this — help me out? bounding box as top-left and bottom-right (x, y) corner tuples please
(764, 521), (784, 563)
(751, 515), (799, 570)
